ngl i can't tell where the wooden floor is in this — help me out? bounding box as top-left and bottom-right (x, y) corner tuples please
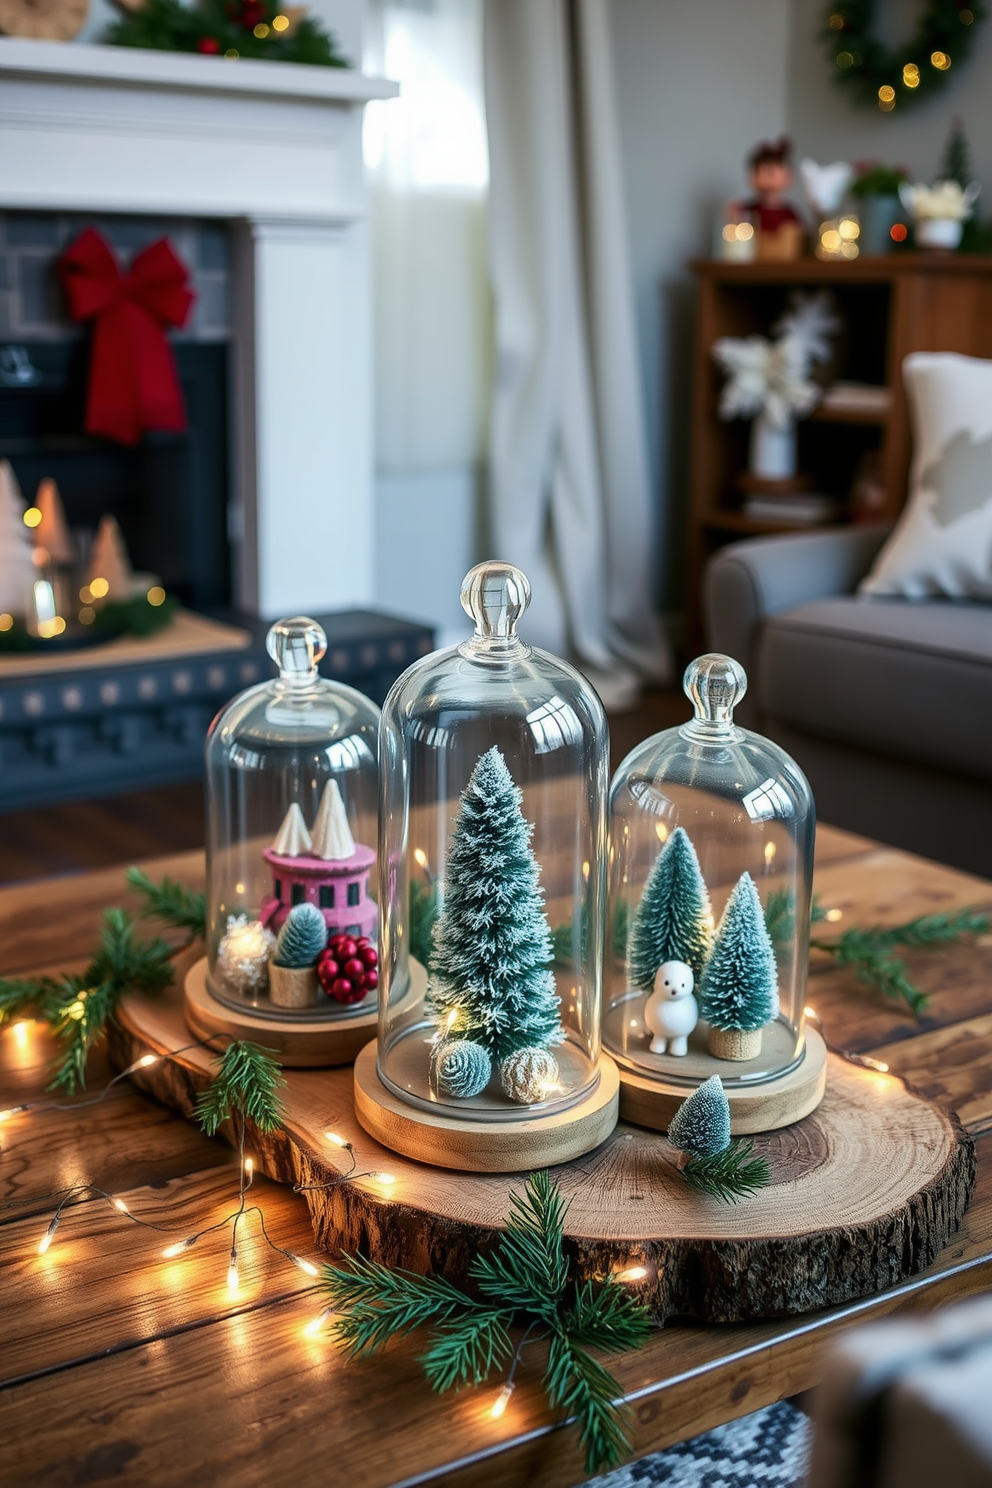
(0, 690), (689, 884)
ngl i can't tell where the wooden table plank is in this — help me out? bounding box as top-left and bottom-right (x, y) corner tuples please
(3, 1131), (990, 1488)
(2, 1167), (317, 1387)
(872, 1013), (992, 1134)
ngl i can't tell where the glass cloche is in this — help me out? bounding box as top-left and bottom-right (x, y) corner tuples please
(376, 561), (609, 1119)
(204, 617), (380, 1020)
(605, 654), (814, 1089)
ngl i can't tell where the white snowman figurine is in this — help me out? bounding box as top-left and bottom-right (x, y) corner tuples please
(644, 960), (698, 1056)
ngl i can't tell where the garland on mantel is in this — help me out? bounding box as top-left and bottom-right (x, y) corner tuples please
(105, 0), (348, 66)
(823, 1), (985, 111)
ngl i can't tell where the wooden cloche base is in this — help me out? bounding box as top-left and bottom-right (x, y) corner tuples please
(183, 956), (377, 1068)
(617, 1027), (828, 1135)
(114, 982), (975, 1324)
(354, 1042), (620, 1172)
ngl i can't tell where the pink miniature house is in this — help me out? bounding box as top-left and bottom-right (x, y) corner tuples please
(260, 782), (376, 940)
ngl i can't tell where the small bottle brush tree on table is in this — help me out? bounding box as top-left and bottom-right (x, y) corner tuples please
(427, 746), (563, 1103)
(698, 872), (778, 1061)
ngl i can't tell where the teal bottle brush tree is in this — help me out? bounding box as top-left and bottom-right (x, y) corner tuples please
(698, 871), (779, 1061)
(626, 826), (713, 986)
(426, 746), (564, 1104)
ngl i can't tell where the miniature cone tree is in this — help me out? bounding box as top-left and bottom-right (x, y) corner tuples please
(34, 479), (75, 566)
(427, 746), (562, 1095)
(0, 459), (36, 618)
(940, 118), (973, 188)
(698, 872), (778, 1061)
(627, 826), (713, 988)
(86, 514), (135, 599)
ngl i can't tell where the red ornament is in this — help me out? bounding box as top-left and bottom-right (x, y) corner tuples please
(197, 36), (221, 52)
(57, 229), (195, 446)
(318, 940), (378, 1002)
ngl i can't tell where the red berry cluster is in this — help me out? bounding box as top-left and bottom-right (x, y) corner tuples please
(317, 934), (379, 1005)
(226, 0), (268, 29)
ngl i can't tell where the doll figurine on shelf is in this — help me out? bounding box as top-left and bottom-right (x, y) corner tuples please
(739, 136), (805, 261)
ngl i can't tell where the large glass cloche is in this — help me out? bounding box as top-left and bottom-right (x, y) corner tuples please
(605, 654), (815, 1091)
(376, 562), (609, 1120)
(204, 617), (380, 1021)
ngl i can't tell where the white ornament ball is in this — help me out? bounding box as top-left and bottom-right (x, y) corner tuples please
(217, 914), (276, 996)
(500, 1047), (561, 1105)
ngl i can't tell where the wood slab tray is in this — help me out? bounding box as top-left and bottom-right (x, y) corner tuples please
(111, 983), (976, 1325)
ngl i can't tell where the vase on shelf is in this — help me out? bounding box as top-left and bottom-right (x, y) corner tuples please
(749, 412), (797, 481)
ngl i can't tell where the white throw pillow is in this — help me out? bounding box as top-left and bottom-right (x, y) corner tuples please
(860, 352), (992, 599)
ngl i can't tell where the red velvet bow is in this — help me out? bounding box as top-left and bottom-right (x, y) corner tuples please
(58, 228), (196, 447)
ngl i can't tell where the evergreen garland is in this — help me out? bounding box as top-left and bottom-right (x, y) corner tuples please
(426, 748), (562, 1063)
(319, 1170), (653, 1474)
(626, 827), (712, 989)
(822, 2), (985, 112)
(196, 1040), (285, 1135)
(0, 593), (177, 653)
(127, 867), (207, 939)
(681, 1142), (771, 1204)
(104, 0), (348, 67)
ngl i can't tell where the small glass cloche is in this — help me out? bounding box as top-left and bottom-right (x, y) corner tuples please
(605, 654), (816, 1100)
(204, 617), (380, 1021)
(376, 561), (610, 1125)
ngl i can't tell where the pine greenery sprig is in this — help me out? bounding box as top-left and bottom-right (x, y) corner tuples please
(126, 867), (207, 941)
(682, 1140), (771, 1204)
(196, 1040), (285, 1136)
(811, 906), (990, 1016)
(319, 1171), (653, 1474)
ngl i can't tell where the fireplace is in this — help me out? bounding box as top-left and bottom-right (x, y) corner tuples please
(0, 37), (396, 617)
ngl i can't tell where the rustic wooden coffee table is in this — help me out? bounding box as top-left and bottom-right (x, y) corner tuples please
(2, 824), (992, 1487)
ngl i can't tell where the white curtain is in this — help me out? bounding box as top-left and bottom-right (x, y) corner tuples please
(484, 0), (671, 708)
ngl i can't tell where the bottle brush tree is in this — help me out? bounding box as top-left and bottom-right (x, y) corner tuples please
(274, 903), (327, 968)
(426, 746), (562, 1076)
(698, 872), (778, 1037)
(626, 826), (713, 988)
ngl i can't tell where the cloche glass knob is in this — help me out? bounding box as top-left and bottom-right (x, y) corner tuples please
(683, 653), (747, 730)
(460, 561), (531, 641)
(266, 616), (327, 684)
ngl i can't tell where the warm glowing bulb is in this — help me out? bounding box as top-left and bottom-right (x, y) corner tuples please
(291, 1254), (320, 1277)
(67, 999), (87, 1021)
(616, 1264), (648, 1283)
(162, 1236), (197, 1259)
(325, 1131), (350, 1149)
(253, 21), (269, 36)
(413, 848), (428, 869)
(371, 1171), (396, 1187)
(23, 507), (42, 528)
(79, 585), (92, 603)
(89, 577), (110, 599)
(113, 1198), (130, 1214)
(490, 1383), (514, 1419)
(0, 1104), (28, 1123)
(227, 1259), (240, 1295)
(736, 221), (754, 241)
(804, 1005), (818, 1019)
(79, 607), (95, 625)
(764, 842), (776, 865)
(38, 1217), (59, 1254)
(655, 823), (668, 843)
(12, 1020), (30, 1048)
(838, 217), (860, 240)
(0, 613), (12, 632)
(303, 1309), (331, 1338)
(138, 1053), (158, 1067)
(825, 908), (843, 922)
(244, 1157), (254, 1175)
(860, 1056), (889, 1074)
(272, 11), (289, 28)
(582, 860), (590, 883)
(931, 50), (950, 69)
(147, 586), (167, 607)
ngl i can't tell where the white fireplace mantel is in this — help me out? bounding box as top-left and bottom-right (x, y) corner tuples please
(0, 37), (397, 618)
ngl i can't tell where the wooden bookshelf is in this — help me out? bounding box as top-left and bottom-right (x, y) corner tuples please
(686, 254), (992, 644)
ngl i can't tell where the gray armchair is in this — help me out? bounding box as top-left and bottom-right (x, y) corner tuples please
(704, 525), (992, 876)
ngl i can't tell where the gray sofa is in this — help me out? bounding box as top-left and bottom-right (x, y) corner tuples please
(704, 524), (992, 877)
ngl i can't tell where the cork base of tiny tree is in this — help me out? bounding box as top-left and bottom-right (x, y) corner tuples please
(269, 964), (319, 1010)
(707, 1025), (763, 1061)
(113, 983), (975, 1324)
(617, 1026), (827, 1134)
(353, 1041), (621, 1172)
(183, 956), (376, 1068)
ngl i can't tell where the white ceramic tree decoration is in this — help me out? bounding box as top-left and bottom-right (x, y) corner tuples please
(0, 459), (36, 618)
(271, 802), (313, 857)
(311, 779), (356, 861)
